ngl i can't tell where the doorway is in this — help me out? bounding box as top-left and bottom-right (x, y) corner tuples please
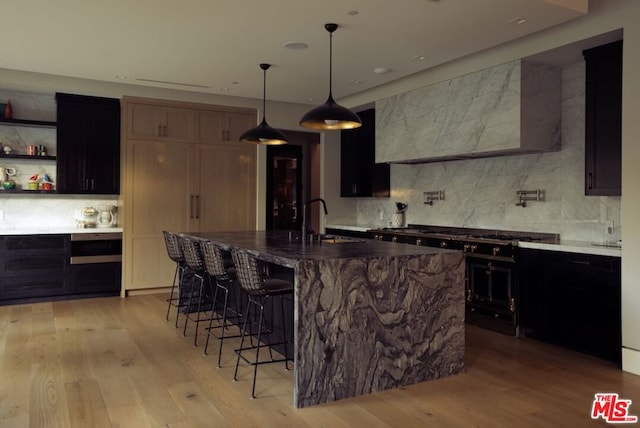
(266, 145), (303, 230)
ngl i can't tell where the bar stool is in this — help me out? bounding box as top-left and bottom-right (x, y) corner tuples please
(231, 248), (294, 399)
(179, 236), (212, 345)
(162, 231), (187, 328)
(200, 241), (244, 367)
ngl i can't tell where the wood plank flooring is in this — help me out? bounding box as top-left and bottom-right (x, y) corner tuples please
(1, 294), (639, 427)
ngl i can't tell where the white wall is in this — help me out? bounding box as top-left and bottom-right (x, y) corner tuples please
(340, 0), (640, 375)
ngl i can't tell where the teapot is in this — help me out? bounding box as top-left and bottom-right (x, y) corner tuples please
(97, 205), (118, 228)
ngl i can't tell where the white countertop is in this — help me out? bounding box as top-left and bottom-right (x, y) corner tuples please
(326, 224), (375, 233)
(519, 240), (621, 257)
(0, 226), (123, 235)
(327, 224), (621, 258)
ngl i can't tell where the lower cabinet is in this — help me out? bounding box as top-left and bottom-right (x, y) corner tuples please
(69, 262), (121, 294)
(0, 234), (121, 305)
(520, 248), (621, 364)
(0, 235), (69, 301)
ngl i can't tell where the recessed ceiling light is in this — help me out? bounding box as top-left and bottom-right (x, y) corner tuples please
(373, 67), (391, 74)
(349, 80), (362, 85)
(411, 55), (426, 61)
(283, 42), (308, 50)
(219, 87), (231, 92)
(507, 17), (528, 25)
(232, 81), (239, 85)
(115, 75), (128, 80)
(348, 10), (359, 16)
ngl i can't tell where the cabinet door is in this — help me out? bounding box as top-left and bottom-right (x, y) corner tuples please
(195, 110), (256, 144)
(194, 144), (256, 231)
(584, 40), (622, 196)
(127, 103), (164, 140)
(56, 93), (121, 194)
(520, 249), (621, 364)
(340, 108), (389, 197)
(164, 107), (194, 142)
(225, 111), (256, 142)
(86, 99), (120, 194)
(126, 104), (194, 142)
(56, 95), (89, 193)
(0, 235), (69, 301)
(123, 140), (194, 290)
(69, 262), (121, 294)
(195, 109), (225, 143)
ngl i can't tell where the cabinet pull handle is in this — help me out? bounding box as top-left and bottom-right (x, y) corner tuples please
(195, 195), (200, 219)
(163, 125), (168, 137)
(352, 184), (357, 194)
(158, 125), (162, 137)
(190, 195), (194, 219)
(588, 172), (593, 189)
(91, 178), (95, 191)
(85, 178), (89, 191)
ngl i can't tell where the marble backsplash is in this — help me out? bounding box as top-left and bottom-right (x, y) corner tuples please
(0, 196), (119, 230)
(358, 62), (621, 243)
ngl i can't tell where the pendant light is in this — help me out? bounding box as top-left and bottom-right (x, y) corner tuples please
(240, 63), (288, 145)
(299, 23), (362, 131)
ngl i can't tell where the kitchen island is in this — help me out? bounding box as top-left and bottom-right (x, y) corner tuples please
(185, 230), (466, 408)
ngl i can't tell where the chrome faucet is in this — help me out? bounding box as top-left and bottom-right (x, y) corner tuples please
(302, 198), (328, 238)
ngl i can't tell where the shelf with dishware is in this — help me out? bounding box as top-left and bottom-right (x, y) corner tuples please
(0, 153), (56, 161)
(0, 117), (57, 128)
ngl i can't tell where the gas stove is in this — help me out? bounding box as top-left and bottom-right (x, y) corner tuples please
(369, 225), (559, 336)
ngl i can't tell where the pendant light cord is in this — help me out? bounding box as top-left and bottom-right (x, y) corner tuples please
(262, 66), (267, 121)
(328, 30), (333, 98)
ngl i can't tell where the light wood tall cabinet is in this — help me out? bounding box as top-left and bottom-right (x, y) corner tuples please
(122, 97), (257, 292)
(195, 109), (256, 143)
(126, 102), (195, 142)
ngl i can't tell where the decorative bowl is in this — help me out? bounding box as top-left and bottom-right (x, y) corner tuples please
(2, 180), (16, 190)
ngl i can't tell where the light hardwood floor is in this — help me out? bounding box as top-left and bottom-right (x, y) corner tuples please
(1, 294), (639, 428)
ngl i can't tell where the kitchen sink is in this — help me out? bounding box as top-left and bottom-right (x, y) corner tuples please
(319, 235), (367, 244)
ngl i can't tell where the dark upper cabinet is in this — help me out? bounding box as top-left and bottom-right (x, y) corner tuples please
(583, 40), (622, 196)
(340, 108), (390, 197)
(56, 93), (121, 194)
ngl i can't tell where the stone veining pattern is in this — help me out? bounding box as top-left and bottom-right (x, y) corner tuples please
(375, 60), (560, 163)
(189, 231), (466, 408)
(295, 252), (465, 407)
(360, 62), (620, 243)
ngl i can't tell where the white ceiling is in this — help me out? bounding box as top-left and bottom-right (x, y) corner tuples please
(1, 0), (588, 105)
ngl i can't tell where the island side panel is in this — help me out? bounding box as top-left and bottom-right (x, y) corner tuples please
(293, 251), (465, 408)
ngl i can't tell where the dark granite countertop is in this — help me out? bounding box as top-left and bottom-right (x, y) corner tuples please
(184, 230), (459, 268)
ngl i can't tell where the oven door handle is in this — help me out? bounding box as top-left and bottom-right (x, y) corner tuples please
(465, 253), (515, 263)
(70, 255), (122, 265)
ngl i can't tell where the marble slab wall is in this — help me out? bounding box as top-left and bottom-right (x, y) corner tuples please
(375, 60), (561, 163)
(360, 62), (621, 243)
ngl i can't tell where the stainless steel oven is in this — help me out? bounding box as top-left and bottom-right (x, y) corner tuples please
(69, 232), (122, 295)
(70, 232), (122, 265)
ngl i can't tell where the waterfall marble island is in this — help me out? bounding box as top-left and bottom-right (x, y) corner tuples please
(185, 230), (466, 408)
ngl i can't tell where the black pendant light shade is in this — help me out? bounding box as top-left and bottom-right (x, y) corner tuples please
(300, 23), (362, 130)
(240, 63), (288, 145)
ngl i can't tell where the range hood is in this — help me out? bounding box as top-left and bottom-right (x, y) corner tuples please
(375, 60), (562, 164)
